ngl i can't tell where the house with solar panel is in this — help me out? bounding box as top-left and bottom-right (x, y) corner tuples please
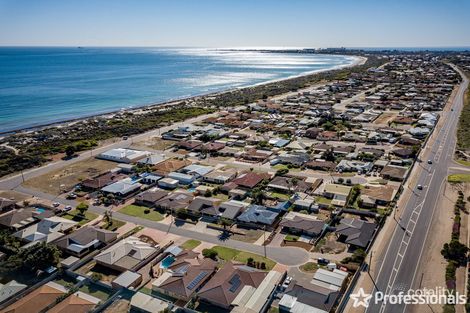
(151, 249), (217, 301)
(197, 261), (268, 310)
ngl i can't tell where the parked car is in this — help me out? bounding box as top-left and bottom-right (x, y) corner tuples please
(52, 202), (60, 207)
(427, 159), (432, 164)
(64, 206), (73, 212)
(66, 193), (77, 200)
(417, 184), (423, 190)
(317, 258), (330, 265)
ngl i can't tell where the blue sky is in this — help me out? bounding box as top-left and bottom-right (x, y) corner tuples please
(0, 0), (469, 47)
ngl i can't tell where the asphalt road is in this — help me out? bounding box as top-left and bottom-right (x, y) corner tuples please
(366, 66), (469, 313)
(0, 113), (217, 191)
(8, 183), (309, 266)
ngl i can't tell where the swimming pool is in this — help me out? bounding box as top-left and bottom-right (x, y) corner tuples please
(35, 207), (47, 213)
(160, 255), (176, 269)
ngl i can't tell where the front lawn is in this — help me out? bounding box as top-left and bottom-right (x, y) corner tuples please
(212, 246), (276, 270)
(300, 262), (319, 273)
(63, 210), (98, 226)
(180, 239), (201, 250)
(285, 234), (299, 241)
(102, 219), (125, 231)
(119, 205), (164, 222)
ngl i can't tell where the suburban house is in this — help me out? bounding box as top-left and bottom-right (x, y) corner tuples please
(323, 184), (352, 207)
(359, 185), (397, 208)
(267, 176), (313, 194)
(167, 172), (195, 185)
(154, 191), (194, 212)
(237, 205), (279, 226)
(203, 168), (238, 185)
(158, 177), (179, 189)
(380, 164), (408, 181)
(97, 148), (150, 163)
(277, 152), (310, 166)
(231, 172), (271, 191)
(153, 158), (192, 176)
(231, 271), (284, 313)
(335, 160), (373, 173)
(130, 292), (172, 313)
(311, 268), (348, 291)
(279, 281), (340, 313)
(94, 236), (159, 272)
(13, 216), (77, 246)
(280, 212), (325, 237)
(187, 197), (222, 217)
(0, 280), (27, 303)
(152, 254), (217, 301)
(180, 164), (214, 179)
(0, 197), (17, 213)
(134, 188), (169, 207)
(0, 282), (66, 313)
(0, 207), (53, 231)
(47, 291), (101, 313)
(52, 226), (118, 257)
(335, 218), (377, 249)
(197, 262), (267, 310)
(137, 153), (167, 166)
(80, 172), (125, 191)
(101, 178), (142, 198)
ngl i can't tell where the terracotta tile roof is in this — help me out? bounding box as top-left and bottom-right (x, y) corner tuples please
(1, 284), (64, 313)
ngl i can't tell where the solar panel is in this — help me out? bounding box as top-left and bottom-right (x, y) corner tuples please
(228, 274), (241, 292)
(187, 271), (208, 290)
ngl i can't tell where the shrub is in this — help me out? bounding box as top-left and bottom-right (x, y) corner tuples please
(202, 249), (218, 260)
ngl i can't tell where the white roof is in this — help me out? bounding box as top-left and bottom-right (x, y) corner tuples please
(130, 292), (170, 313)
(94, 236), (157, 266)
(312, 268), (348, 289)
(14, 216), (77, 244)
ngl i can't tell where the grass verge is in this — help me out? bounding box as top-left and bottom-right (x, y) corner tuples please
(119, 204), (164, 222)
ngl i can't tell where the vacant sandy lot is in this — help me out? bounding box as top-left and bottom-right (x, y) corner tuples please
(374, 112), (398, 125)
(131, 137), (177, 152)
(23, 158), (116, 195)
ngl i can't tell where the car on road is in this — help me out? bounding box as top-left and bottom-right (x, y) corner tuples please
(66, 193), (77, 199)
(122, 136), (128, 140)
(417, 184), (423, 190)
(427, 159), (433, 164)
(52, 202), (60, 207)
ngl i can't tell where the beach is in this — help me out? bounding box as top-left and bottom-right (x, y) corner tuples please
(0, 48), (360, 134)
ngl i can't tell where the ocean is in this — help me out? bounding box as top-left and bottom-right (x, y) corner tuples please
(0, 47), (356, 133)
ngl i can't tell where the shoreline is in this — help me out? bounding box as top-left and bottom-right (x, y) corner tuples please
(0, 54), (365, 137)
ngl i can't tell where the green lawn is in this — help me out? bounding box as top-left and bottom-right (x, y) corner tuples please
(448, 174), (470, 183)
(456, 159), (470, 167)
(63, 210), (98, 226)
(269, 191), (291, 200)
(119, 204), (164, 221)
(180, 239), (201, 250)
(79, 283), (113, 301)
(315, 196), (332, 205)
(212, 246), (276, 270)
(102, 219), (125, 231)
(285, 234), (299, 241)
(299, 262), (319, 273)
